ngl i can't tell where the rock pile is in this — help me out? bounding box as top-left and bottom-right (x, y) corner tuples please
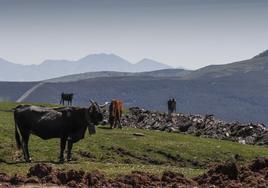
(122, 107), (268, 145)
(2, 159), (268, 187)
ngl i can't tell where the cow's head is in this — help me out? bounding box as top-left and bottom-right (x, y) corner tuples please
(86, 100), (104, 134)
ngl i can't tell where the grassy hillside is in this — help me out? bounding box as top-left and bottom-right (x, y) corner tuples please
(0, 102), (268, 178)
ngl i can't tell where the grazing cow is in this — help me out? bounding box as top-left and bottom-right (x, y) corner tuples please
(167, 98), (176, 114)
(109, 99), (123, 129)
(60, 93), (74, 106)
(14, 100), (103, 163)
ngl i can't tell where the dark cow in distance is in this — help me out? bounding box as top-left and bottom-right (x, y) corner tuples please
(109, 99), (123, 129)
(14, 101), (103, 163)
(167, 98), (176, 114)
(60, 93), (74, 106)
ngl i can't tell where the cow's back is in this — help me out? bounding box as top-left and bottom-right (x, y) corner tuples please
(117, 100), (123, 117)
(109, 100), (122, 117)
(14, 105), (63, 139)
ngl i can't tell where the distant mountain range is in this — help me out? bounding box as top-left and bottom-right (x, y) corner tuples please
(0, 54), (172, 81)
(1, 49), (268, 125)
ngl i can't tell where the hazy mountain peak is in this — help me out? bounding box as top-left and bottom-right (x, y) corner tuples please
(138, 58), (155, 62)
(0, 57), (7, 62)
(137, 58), (164, 64)
(78, 53), (129, 62)
(0, 57), (12, 63)
(253, 49), (268, 59)
(134, 58), (172, 72)
(136, 58), (172, 67)
(0, 58), (21, 66)
(0, 53), (176, 81)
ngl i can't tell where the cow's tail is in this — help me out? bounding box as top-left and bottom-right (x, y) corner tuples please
(14, 118), (22, 149)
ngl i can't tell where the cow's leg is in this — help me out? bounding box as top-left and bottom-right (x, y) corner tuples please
(67, 140), (73, 161)
(114, 116), (118, 128)
(59, 137), (67, 163)
(110, 120), (113, 129)
(21, 132), (31, 162)
(118, 117), (122, 129)
(109, 117), (113, 129)
(119, 110), (123, 129)
(114, 117), (118, 128)
(112, 120), (115, 129)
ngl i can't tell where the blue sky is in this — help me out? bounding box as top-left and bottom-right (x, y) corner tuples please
(0, 0), (268, 69)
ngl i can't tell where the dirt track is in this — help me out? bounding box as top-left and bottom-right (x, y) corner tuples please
(1, 158), (268, 187)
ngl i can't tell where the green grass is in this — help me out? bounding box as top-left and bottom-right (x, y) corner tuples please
(0, 102), (268, 178)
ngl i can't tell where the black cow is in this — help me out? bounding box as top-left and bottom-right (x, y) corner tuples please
(167, 98), (176, 114)
(60, 93), (74, 106)
(14, 100), (103, 163)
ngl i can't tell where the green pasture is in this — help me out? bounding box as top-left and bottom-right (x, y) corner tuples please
(0, 102), (267, 177)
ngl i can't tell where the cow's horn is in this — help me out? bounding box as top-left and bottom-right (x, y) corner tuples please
(99, 102), (109, 108)
(89, 99), (96, 106)
(95, 101), (101, 111)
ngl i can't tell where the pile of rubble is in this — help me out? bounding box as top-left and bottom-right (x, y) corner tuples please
(122, 107), (268, 145)
(2, 158), (268, 187)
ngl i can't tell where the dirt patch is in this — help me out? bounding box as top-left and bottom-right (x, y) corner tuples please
(27, 163), (53, 179)
(114, 171), (197, 188)
(194, 157), (268, 188)
(2, 158), (268, 187)
(0, 163), (196, 187)
(0, 183), (14, 188)
(249, 157), (268, 172)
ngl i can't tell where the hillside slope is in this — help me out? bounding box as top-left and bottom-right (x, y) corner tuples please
(1, 74), (268, 124)
(1, 102), (268, 178)
(46, 69), (191, 83)
(16, 73), (268, 124)
(185, 49), (268, 80)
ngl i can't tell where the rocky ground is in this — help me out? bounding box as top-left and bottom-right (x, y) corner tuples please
(121, 107), (268, 146)
(1, 158), (268, 187)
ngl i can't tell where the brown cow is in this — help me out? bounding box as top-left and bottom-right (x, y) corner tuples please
(109, 99), (123, 129)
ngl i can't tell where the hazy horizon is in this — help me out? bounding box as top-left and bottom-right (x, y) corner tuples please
(1, 0), (268, 69)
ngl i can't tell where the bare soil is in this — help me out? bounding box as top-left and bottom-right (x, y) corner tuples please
(1, 158), (268, 187)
